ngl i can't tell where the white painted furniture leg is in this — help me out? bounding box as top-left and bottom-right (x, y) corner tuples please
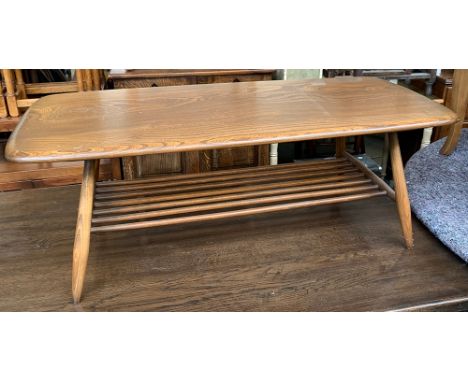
(420, 128), (433, 149)
(270, 143), (278, 165)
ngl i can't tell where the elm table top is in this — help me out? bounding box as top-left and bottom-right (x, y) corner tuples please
(6, 77), (456, 163)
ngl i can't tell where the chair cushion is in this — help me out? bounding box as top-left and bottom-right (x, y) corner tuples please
(405, 130), (468, 262)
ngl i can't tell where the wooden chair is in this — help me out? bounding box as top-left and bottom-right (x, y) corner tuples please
(0, 71), (8, 118)
(439, 69), (468, 155)
(0, 69), (103, 118)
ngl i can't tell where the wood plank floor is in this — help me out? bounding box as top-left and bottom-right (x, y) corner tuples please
(0, 185), (467, 311)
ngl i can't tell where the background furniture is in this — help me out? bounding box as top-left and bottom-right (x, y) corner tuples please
(324, 69), (437, 96)
(108, 69), (276, 179)
(431, 70), (468, 145)
(324, 69), (441, 173)
(1, 69), (103, 121)
(440, 70), (468, 155)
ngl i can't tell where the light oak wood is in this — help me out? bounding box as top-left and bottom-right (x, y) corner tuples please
(14, 70), (26, 99)
(93, 179), (372, 216)
(440, 69), (468, 155)
(92, 191), (386, 233)
(0, 92), (8, 119)
(431, 70), (468, 142)
(76, 70), (85, 91)
(94, 168), (358, 201)
(92, 184), (380, 225)
(5, 77), (456, 163)
(96, 160), (353, 193)
(89, 158), (385, 233)
(99, 158), (348, 187)
(16, 98), (38, 108)
(92, 69), (101, 90)
(84, 70), (93, 92)
(25, 81), (80, 95)
(389, 133), (413, 250)
(0, 117), (20, 132)
(72, 159), (99, 303)
(1, 69), (19, 117)
(94, 173), (365, 209)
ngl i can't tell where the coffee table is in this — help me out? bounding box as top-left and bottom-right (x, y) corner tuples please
(5, 77), (456, 303)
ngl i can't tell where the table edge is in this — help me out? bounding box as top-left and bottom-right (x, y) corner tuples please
(5, 117), (457, 163)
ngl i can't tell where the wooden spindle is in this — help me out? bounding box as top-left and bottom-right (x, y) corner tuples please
(1, 69), (19, 117)
(440, 69), (468, 155)
(0, 71), (8, 118)
(91, 69), (101, 90)
(84, 69), (93, 91)
(76, 69), (85, 91)
(14, 70), (26, 99)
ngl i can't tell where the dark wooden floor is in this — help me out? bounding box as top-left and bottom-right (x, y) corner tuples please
(0, 185), (467, 311)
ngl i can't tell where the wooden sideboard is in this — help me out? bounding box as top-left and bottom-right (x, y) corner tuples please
(108, 69), (276, 179)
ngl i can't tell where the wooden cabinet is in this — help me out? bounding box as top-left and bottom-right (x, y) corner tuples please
(108, 69), (276, 179)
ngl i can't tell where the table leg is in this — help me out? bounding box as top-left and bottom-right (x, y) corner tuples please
(72, 159), (99, 303)
(389, 133), (414, 250)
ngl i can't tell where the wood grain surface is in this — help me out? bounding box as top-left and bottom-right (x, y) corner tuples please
(1, 185), (467, 311)
(72, 160), (99, 303)
(6, 77), (456, 163)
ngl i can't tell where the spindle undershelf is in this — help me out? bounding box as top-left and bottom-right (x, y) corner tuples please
(90, 156), (392, 233)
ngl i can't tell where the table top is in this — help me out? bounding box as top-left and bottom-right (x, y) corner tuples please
(6, 77), (456, 163)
